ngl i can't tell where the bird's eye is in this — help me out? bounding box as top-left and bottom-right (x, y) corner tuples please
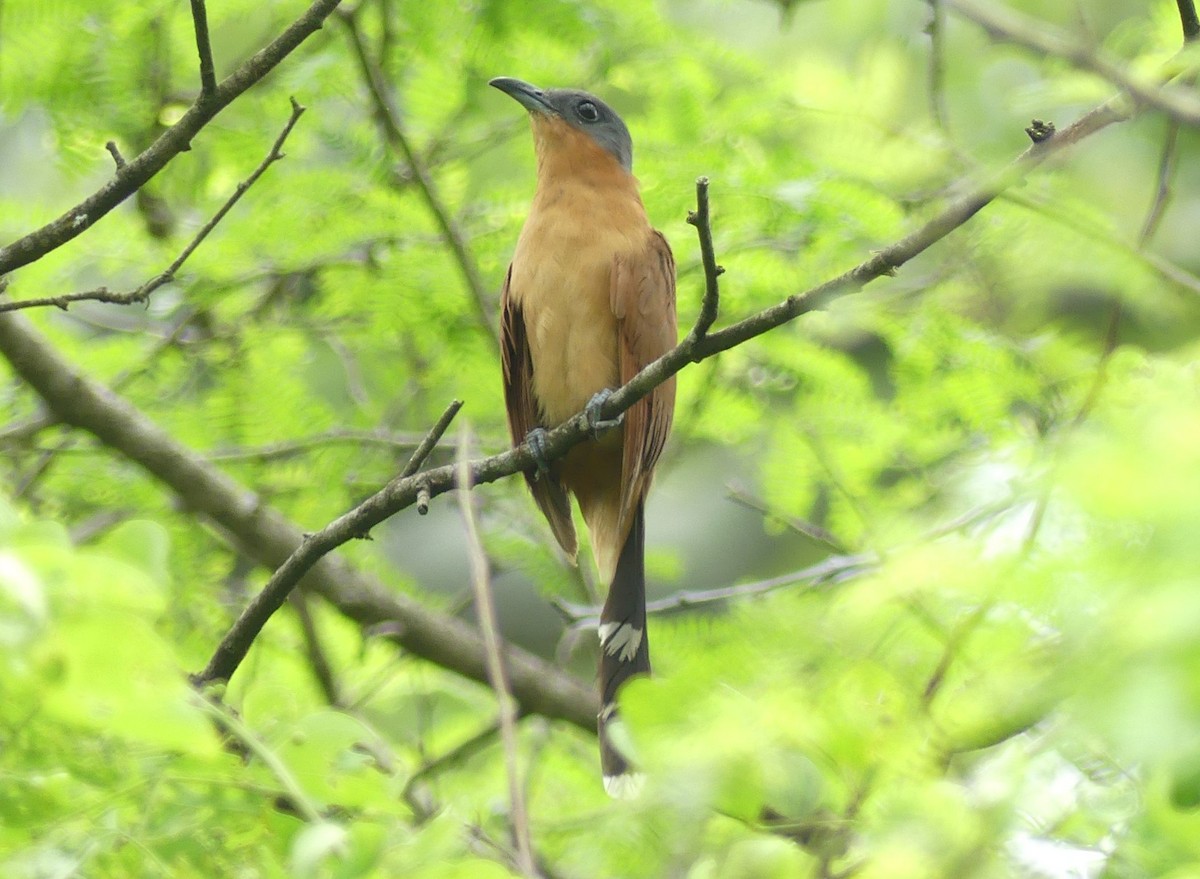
(577, 101), (600, 123)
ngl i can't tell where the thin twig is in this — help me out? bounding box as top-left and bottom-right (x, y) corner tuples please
(0, 412), (56, 446)
(194, 694), (324, 822)
(551, 553), (877, 626)
(922, 601), (992, 705)
(685, 176), (723, 340)
(191, 399), (461, 689)
(338, 12), (499, 345)
(402, 400), (465, 477)
(926, 0), (950, 132)
(456, 428), (537, 878)
(0, 0), (341, 276)
(104, 141), (127, 169)
(289, 592), (343, 706)
(189, 0), (218, 98)
(726, 482), (851, 554)
(998, 189), (1200, 298)
(1179, 0), (1200, 40)
(1139, 121), (1180, 244)
(206, 428), (427, 463)
(152, 99), (1142, 688)
(951, 0), (1200, 126)
(401, 719), (506, 819)
(0, 99), (306, 314)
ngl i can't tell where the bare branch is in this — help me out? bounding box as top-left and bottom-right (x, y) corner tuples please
(552, 553), (877, 626)
(0, 99), (305, 315)
(1179, 0), (1200, 41)
(726, 483), (851, 554)
(189, 0), (218, 98)
(338, 12), (499, 346)
(402, 720), (505, 819)
(685, 176), (723, 340)
(194, 695), (324, 823)
(1140, 122), (1181, 244)
(456, 430), (537, 878)
(193, 398), (462, 690)
(951, 0), (1200, 126)
(999, 189), (1200, 299)
(104, 141), (127, 170)
(206, 428), (427, 463)
(403, 399), (465, 478)
(0, 412), (56, 447)
(0, 0), (340, 276)
(926, 0), (950, 132)
(289, 591), (344, 706)
(922, 601), (991, 705)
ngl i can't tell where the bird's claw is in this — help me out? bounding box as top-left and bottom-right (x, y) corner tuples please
(524, 427), (551, 478)
(586, 389), (623, 438)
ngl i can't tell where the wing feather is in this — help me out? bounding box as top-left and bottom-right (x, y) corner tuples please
(500, 265), (578, 558)
(611, 230), (677, 530)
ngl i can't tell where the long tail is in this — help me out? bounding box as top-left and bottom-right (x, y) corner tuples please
(597, 501), (650, 796)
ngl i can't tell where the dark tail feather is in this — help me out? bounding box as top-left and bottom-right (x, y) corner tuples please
(597, 502), (650, 795)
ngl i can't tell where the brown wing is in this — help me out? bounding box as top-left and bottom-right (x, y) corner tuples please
(500, 265), (578, 559)
(610, 230), (677, 530)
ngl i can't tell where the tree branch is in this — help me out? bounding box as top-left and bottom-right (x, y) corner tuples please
(0, 99), (305, 314)
(950, 0), (1200, 127)
(189, 0), (218, 98)
(0, 308), (597, 729)
(684, 176), (723, 341)
(205, 428), (428, 463)
(726, 483), (851, 554)
(551, 553), (877, 626)
(926, 0), (950, 132)
(1178, 0), (1200, 41)
(402, 719), (505, 818)
(288, 591), (344, 706)
(194, 399), (462, 688)
(456, 430), (537, 878)
(0, 0), (340, 277)
(338, 11), (499, 345)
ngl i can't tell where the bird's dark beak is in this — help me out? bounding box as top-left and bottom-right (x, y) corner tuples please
(489, 77), (555, 115)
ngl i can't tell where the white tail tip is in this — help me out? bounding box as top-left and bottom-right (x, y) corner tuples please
(603, 771), (646, 799)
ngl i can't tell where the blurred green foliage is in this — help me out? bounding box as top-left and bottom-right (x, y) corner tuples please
(3, 0), (1200, 875)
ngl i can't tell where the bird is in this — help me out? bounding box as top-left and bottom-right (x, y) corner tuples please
(490, 76), (677, 796)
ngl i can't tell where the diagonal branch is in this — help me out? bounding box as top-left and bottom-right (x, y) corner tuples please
(951, 0), (1200, 126)
(0, 99), (305, 314)
(1179, 0), (1200, 41)
(194, 399), (462, 688)
(338, 11), (499, 345)
(0, 0), (341, 277)
(0, 307), (597, 729)
(189, 0), (218, 98)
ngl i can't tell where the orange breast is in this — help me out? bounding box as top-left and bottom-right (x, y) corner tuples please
(509, 122), (651, 426)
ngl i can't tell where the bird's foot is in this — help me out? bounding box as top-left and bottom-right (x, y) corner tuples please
(586, 389), (623, 438)
(524, 427), (551, 478)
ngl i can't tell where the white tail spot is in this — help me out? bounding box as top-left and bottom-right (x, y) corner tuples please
(598, 621), (643, 662)
(603, 772), (646, 799)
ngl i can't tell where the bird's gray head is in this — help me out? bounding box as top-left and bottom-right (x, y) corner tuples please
(489, 77), (633, 172)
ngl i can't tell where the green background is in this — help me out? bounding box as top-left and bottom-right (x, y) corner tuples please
(2, 0), (1200, 875)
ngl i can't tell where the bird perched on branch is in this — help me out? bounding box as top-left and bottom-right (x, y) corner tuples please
(490, 76), (677, 796)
